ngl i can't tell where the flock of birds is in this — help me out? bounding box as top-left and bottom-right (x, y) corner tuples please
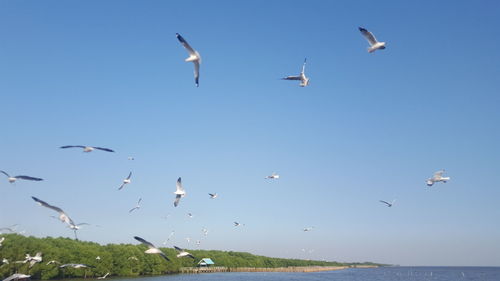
(0, 27), (453, 281)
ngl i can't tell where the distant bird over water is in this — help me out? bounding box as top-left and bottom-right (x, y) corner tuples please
(60, 264), (92, 269)
(265, 172), (280, 179)
(426, 170), (450, 186)
(60, 145), (114, 153)
(0, 171), (43, 183)
(379, 200), (396, 207)
(174, 246), (195, 259)
(282, 58), (309, 87)
(173, 177), (186, 207)
(118, 172), (132, 190)
(2, 273), (31, 281)
(359, 27), (386, 53)
(176, 33), (201, 87)
(134, 236), (170, 261)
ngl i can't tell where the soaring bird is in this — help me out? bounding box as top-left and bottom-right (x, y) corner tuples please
(282, 58), (310, 87)
(23, 252), (42, 268)
(208, 193), (218, 199)
(359, 27), (386, 53)
(379, 200), (396, 207)
(426, 170), (450, 186)
(2, 273), (31, 281)
(174, 246), (195, 259)
(134, 236), (170, 261)
(176, 33), (201, 87)
(265, 172), (280, 179)
(32, 197), (74, 226)
(129, 198), (142, 213)
(173, 177), (186, 207)
(60, 145), (114, 153)
(0, 171), (43, 183)
(118, 172), (132, 190)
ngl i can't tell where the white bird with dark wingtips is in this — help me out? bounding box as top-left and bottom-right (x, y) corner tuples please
(208, 193), (218, 199)
(426, 170), (450, 187)
(119, 172), (132, 190)
(134, 236), (170, 261)
(265, 172), (280, 179)
(359, 27), (386, 53)
(173, 177), (186, 207)
(174, 246), (195, 259)
(0, 171), (43, 183)
(176, 33), (201, 87)
(379, 200), (396, 207)
(282, 58), (309, 87)
(129, 198), (142, 213)
(60, 145), (114, 153)
(2, 273), (31, 281)
(32, 197), (74, 226)
(234, 222), (245, 227)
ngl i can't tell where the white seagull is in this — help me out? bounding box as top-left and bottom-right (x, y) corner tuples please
(265, 172), (280, 179)
(359, 27), (386, 53)
(22, 252), (42, 268)
(282, 58), (309, 87)
(60, 264), (92, 269)
(234, 221), (245, 227)
(174, 246), (195, 259)
(173, 177), (186, 207)
(97, 273), (110, 280)
(379, 199), (396, 207)
(46, 260), (60, 265)
(0, 171), (43, 183)
(134, 236), (170, 261)
(2, 258), (9, 265)
(118, 172), (132, 190)
(2, 274), (31, 281)
(208, 193), (218, 199)
(426, 170), (450, 186)
(187, 213), (193, 218)
(129, 198), (142, 213)
(176, 33), (201, 87)
(60, 145), (114, 153)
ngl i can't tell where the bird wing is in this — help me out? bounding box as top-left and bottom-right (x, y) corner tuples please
(159, 252), (171, 261)
(176, 177), (184, 192)
(282, 75), (302, 80)
(434, 170), (445, 177)
(137, 198), (142, 205)
(93, 147), (115, 152)
(194, 60), (200, 87)
(173, 246), (183, 252)
(176, 33), (196, 56)
(129, 207), (138, 213)
(359, 27), (378, 45)
(301, 58), (307, 74)
(208, 193), (214, 197)
(379, 200), (390, 206)
(187, 254), (196, 259)
(134, 236), (157, 249)
(174, 194), (181, 207)
(0, 170), (10, 177)
(14, 175), (43, 181)
(126, 172), (132, 180)
(31, 197), (74, 225)
(60, 145), (85, 149)
(118, 183), (125, 190)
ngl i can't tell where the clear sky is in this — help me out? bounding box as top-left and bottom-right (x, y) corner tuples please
(1, 0), (499, 267)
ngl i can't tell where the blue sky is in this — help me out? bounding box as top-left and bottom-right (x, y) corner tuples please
(1, 0), (499, 266)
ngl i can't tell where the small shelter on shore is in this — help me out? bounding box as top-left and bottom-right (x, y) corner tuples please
(197, 258), (215, 267)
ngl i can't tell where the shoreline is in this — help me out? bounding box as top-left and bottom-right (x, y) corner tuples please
(179, 265), (378, 274)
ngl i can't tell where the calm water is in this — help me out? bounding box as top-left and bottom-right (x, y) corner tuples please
(102, 267), (500, 281)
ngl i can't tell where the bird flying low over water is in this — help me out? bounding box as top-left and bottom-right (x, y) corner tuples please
(359, 27), (386, 53)
(60, 145), (114, 153)
(97, 273), (110, 280)
(176, 33), (201, 87)
(173, 177), (186, 207)
(174, 246), (195, 259)
(119, 172), (132, 190)
(134, 236), (170, 261)
(2, 273), (31, 281)
(265, 172), (280, 179)
(129, 198), (142, 213)
(22, 252), (42, 268)
(379, 200), (396, 207)
(282, 58), (309, 87)
(0, 171), (43, 183)
(60, 264), (92, 269)
(426, 170), (450, 186)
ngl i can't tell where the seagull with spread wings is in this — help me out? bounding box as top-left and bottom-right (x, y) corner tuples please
(0, 171), (43, 183)
(119, 172), (132, 190)
(265, 172), (280, 179)
(282, 58), (309, 87)
(32, 197), (74, 226)
(60, 264), (92, 269)
(60, 145), (114, 153)
(129, 198), (142, 213)
(359, 27), (386, 53)
(174, 246), (195, 259)
(208, 193), (218, 199)
(173, 177), (186, 207)
(176, 33), (201, 87)
(134, 236), (170, 261)
(2, 273), (31, 281)
(426, 170), (450, 186)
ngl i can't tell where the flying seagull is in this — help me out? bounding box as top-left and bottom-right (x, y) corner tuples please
(173, 177), (186, 207)
(2, 274), (31, 281)
(0, 171), (43, 183)
(174, 246), (195, 259)
(129, 198), (142, 213)
(134, 236), (170, 261)
(282, 58), (309, 87)
(118, 172), (132, 190)
(379, 199), (396, 207)
(176, 33), (201, 87)
(22, 252), (42, 268)
(60, 145), (114, 153)
(303, 227), (314, 232)
(208, 193), (218, 199)
(426, 169), (450, 186)
(265, 172), (280, 179)
(46, 260), (60, 265)
(359, 27), (386, 53)
(97, 273), (110, 280)
(60, 264), (92, 269)
(32, 197), (74, 226)
(234, 221), (245, 227)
